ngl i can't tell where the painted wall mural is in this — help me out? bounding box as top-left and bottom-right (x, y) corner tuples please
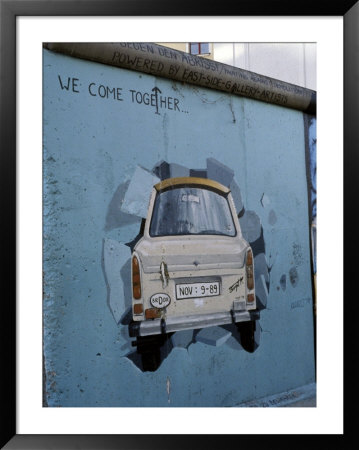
(43, 47), (315, 407)
(103, 159), (270, 371)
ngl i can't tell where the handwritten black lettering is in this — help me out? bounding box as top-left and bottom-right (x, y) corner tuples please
(229, 277), (243, 293)
(118, 43), (155, 54)
(158, 46), (179, 60)
(58, 75), (79, 93)
(111, 52), (164, 73)
(56, 74), (186, 113)
(88, 82), (96, 96)
(168, 64), (180, 76)
(152, 87), (161, 114)
(87, 83), (123, 101)
(129, 88), (183, 115)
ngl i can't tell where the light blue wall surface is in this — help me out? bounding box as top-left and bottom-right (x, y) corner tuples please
(43, 49), (315, 407)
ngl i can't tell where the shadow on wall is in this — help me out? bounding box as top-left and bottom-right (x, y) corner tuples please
(102, 158), (270, 372)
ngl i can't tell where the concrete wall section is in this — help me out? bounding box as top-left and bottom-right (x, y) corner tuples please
(43, 48), (315, 407)
(45, 43), (316, 114)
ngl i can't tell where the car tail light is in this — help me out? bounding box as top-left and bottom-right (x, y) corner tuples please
(246, 249), (254, 290)
(247, 293), (255, 303)
(132, 256), (141, 299)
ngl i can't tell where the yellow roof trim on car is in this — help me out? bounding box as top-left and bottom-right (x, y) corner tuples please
(154, 177), (230, 194)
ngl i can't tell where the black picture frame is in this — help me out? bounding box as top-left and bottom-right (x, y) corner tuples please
(1, 0), (356, 448)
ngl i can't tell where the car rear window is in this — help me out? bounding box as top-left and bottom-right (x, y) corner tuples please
(149, 187), (236, 237)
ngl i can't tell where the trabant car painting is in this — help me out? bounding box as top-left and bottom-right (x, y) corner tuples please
(129, 177), (259, 371)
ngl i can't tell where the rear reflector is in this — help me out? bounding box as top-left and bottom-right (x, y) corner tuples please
(247, 293), (255, 303)
(133, 304), (143, 315)
(145, 308), (162, 319)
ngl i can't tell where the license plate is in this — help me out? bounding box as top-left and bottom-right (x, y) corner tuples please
(176, 282), (220, 300)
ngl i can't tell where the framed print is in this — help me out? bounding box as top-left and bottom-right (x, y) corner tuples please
(1, 0), (356, 448)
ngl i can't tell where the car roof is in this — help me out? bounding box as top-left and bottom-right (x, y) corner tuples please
(154, 177), (230, 194)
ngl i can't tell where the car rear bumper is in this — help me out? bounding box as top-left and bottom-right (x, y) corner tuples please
(129, 309), (260, 337)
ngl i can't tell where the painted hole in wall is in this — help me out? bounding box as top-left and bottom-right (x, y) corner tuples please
(103, 158), (270, 372)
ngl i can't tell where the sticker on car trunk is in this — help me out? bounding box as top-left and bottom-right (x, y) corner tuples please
(176, 282), (220, 300)
(150, 293), (171, 309)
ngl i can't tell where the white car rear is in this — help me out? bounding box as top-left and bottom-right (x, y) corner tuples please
(129, 177), (258, 343)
